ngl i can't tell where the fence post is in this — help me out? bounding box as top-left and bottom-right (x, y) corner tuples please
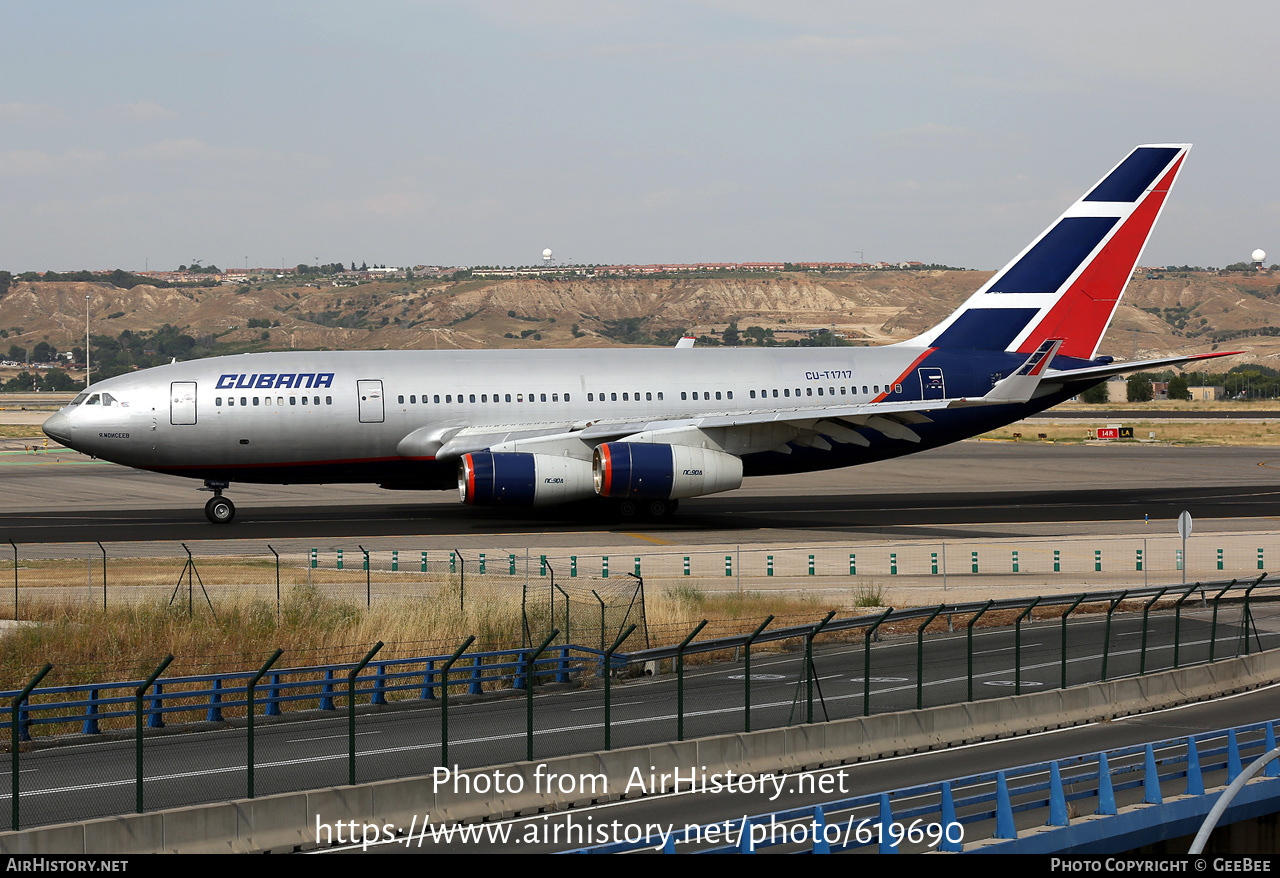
(392, 550), (399, 572)
(930, 553), (937, 575)
(863, 608), (893, 716)
(602, 556), (609, 578)
(849, 553), (856, 575)
(1140, 588), (1169, 674)
(135, 655), (173, 814)
(967, 601), (994, 701)
(604, 626), (637, 751)
(724, 555), (731, 577)
(479, 552), (486, 575)
(1054, 550), (1060, 573)
(11, 663), (52, 831)
(421, 551), (427, 573)
(1137, 548), (1143, 571)
(889, 553), (897, 575)
(805, 611), (837, 723)
(971, 551), (978, 574)
(916, 606), (945, 710)
(570, 556), (577, 578)
(1011, 551), (1018, 573)
(206, 679), (223, 723)
(1217, 548), (1224, 571)
(743, 616), (774, 733)
(337, 548), (343, 570)
(1015, 598), (1041, 695)
(311, 548), (317, 569)
(247, 649), (283, 799)
(1095, 550), (1102, 572)
(525, 630), (560, 761)
(440, 637), (475, 767)
(1101, 591), (1129, 681)
(677, 621), (709, 741)
(808, 554), (815, 576)
(348, 642), (383, 786)
(768, 555), (774, 577)
(1060, 594), (1086, 689)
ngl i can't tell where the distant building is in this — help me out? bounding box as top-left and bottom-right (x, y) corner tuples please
(1188, 385), (1226, 401)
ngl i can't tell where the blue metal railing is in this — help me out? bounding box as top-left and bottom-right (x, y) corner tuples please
(567, 719), (1280, 853)
(1, 644), (621, 741)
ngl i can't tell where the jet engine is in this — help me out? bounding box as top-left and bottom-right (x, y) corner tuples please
(458, 452), (596, 506)
(592, 442), (743, 499)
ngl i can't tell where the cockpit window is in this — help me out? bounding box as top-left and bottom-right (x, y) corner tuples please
(85, 394), (101, 406)
(100, 393), (116, 406)
(71, 393), (88, 406)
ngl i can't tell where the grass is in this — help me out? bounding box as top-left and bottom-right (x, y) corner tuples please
(0, 578), (848, 693)
(979, 420), (1279, 446)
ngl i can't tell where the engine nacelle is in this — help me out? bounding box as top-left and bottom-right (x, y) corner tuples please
(458, 452), (596, 507)
(593, 443), (743, 499)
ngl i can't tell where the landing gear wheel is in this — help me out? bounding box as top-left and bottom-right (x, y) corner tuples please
(615, 499), (639, 520)
(205, 495), (236, 524)
(644, 498), (670, 520)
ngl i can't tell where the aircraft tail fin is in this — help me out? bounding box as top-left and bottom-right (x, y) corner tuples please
(910, 144), (1190, 360)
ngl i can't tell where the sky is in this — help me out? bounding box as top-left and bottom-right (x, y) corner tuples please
(3, 1), (1277, 273)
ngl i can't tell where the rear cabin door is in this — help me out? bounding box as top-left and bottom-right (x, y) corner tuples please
(918, 367), (945, 400)
(170, 381), (197, 425)
(357, 379), (385, 423)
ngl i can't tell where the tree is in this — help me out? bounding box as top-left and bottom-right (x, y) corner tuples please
(1168, 374), (1191, 401)
(1126, 374), (1154, 403)
(1079, 382), (1109, 404)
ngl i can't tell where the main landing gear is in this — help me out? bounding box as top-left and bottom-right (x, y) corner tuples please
(202, 481), (236, 524)
(608, 497), (678, 521)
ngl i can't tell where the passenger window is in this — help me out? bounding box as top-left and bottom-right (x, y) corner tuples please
(253, 397), (260, 406)
(552, 393), (559, 402)
(216, 397), (223, 406)
(646, 392), (652, 401)
(715, 391), (721, 400)
(895, 384), (902, 394)
(481, 394), (487, 403)
(505, 394), (511, 402)
(750, 390), (756, 398)
(540, 393), (546, 402)
(681, 392), (687, 400)
(611, 393), (617, 401)
(817, 387), (824, 396)
(772, 389), (778, 398)
(623, 393), (629, 401)
(326, 396), (332, 404)
(656, 392), (662, 400)
(565, 393), (570, 401)
(398, 395), (405, 404)
(806, 388), (813, 397)
(588, 393), (594, 401)
(469, 394), (476, 403)
(726, 391), (732, 399)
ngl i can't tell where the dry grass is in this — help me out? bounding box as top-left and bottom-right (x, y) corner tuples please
(979, 420), (1279, 446)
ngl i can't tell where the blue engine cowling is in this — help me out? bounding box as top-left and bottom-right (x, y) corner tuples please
(592, 443), (743, 499)
(458, 452), (595, 506)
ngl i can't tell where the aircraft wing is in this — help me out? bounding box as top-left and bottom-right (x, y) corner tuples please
(1040, 350), (1242, 385)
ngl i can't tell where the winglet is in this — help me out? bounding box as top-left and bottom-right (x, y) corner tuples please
(675, 337), (696, 349)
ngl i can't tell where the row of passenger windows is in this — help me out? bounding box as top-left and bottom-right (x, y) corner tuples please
(392, 384), (901, 406)
(216, 396), (334, 407)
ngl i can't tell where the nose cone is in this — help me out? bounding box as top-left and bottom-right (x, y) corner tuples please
(42, 410), (72, 445)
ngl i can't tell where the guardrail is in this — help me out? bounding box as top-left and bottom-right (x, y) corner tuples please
(567, 719), (1280, 853)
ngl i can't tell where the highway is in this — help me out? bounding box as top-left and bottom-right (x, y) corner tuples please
(5, 602), (1276, 832)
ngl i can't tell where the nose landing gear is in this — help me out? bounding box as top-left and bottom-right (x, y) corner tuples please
(202, 481), (236, 524)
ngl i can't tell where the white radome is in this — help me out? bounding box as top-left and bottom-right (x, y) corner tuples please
(542, 248), (553, 259)
(1252, 248), (1266, 263)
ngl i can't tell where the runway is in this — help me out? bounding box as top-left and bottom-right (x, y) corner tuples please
(3, 441), (1280, 546)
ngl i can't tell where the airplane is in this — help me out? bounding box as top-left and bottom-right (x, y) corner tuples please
(42, 143), (1236, 524)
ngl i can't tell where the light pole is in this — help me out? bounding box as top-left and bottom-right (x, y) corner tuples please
(84, 294), (90, 389)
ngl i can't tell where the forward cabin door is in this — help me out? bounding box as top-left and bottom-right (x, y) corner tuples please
(357, 379), (385, 423)
(170, 381), (197, 425)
